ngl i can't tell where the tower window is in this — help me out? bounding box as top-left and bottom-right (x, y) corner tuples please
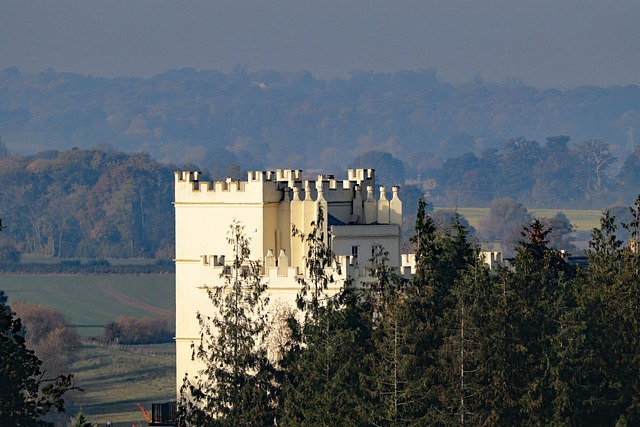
(351, 245), (359, 266)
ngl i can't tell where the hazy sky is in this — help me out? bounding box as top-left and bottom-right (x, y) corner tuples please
(2, 0), (639, 87)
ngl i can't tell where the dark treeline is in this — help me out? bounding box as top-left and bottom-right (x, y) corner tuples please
(180, 198), (640, 426)
(0, 260), (174, 274)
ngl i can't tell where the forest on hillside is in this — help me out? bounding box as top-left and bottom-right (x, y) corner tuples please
(0, 148), (177, 260)
(1, 67), (640, 179)
(1, 143), (639, 260)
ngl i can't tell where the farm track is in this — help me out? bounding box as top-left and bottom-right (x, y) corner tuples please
(99, 283), (174, 318)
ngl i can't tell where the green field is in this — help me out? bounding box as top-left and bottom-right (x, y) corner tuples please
(1, 274), (177, 425)
(438, 207), (603, 232)
(66, 343), (176, 427)
(1, 274), (175, 337)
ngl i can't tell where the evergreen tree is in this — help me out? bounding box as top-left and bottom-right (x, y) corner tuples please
(70, 411), (91, 427)
(280, 290), (370, 426)
(594, 195), (640, 424)
(433, 216), (492, 426)
(178, 221), (278, 426)
(442, 218), (578, 426)
(496, 220), (573, 424)
(562, 204), (640, 425)
(280, 207), (370, 425)
(361, 245), (424, 425)
(442, 259), (512, 425)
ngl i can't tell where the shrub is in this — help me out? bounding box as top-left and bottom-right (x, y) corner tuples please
(0, 242), (20, 264)
(104, 315), (174, 344)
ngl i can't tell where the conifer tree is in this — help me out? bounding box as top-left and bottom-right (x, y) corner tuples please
(280, 207), (370, 425)
(433, 215), (492, 426)
(598, 195), (640, 424)
(489, 219), (573, 425)
(361, 245), (424, 425)
(178, 221), (278, 426)
(407, 201), (477, 423)
(563, 210), (624, 424)
(562, 202), (640, 425)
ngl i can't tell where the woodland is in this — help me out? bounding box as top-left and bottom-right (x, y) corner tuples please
(179, 200), (640, 426)
(1, 66), (640, 184)
(0, 141), (638, 261)
(2, 67), (640, 261)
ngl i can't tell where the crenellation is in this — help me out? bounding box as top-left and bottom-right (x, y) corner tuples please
(275, 169), (302, 182)
(247, 170), (277, 182)
(175, 170), (199, 183)
(347, 168), (375, 184)
(175, 171), (200, 190)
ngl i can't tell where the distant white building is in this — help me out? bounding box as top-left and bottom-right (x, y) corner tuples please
(173, 168), (414, 394)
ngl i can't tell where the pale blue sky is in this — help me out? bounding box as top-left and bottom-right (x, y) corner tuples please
(1, 0), (639, 87)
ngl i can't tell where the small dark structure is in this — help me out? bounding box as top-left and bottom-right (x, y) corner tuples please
(150, 401), (176, 426)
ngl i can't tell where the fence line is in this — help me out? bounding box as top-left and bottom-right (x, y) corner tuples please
(83, 337), (175, 359)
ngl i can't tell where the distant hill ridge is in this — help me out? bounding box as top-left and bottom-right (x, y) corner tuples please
(1, 67), (638, 172)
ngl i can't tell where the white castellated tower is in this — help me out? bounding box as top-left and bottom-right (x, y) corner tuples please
(174, 168), (410, 395)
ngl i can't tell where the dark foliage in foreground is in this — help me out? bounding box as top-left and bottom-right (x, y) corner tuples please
(181, 196), (640, 426)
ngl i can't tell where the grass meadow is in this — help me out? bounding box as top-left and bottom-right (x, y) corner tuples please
(1, 274), (176, 426)
(1, 274), (175, 337)
(441, 207), (603, 233)
(66, 343), (176, 426)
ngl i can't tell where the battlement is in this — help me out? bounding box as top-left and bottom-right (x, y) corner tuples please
(347, 168), (375, 183)
(175, 171), (249, 192)
(174, 168), (397, 210)
(175, 171), (199, 182)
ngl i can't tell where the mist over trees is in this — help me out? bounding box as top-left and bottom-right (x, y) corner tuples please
(433, 136), (640, 209)
(2, 68), (640, 259)
(1, 67), (639, 177)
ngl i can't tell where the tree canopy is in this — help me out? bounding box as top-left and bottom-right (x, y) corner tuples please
(179, 197), (640, 426)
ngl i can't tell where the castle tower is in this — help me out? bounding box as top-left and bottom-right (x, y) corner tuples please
(174, 168), (405, 397)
